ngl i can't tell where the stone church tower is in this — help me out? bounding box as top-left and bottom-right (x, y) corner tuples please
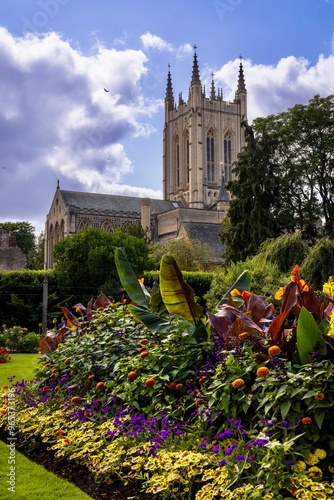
(163, 49), (247, 209)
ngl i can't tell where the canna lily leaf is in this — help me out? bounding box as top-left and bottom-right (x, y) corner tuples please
(216, 270), (252, 309)
(129, 304), (173, 333)
(296, 306), (327, 364)
(115, 247), (149, 309)
(93, 291), (111, 310)
(159, 254), (203, 324)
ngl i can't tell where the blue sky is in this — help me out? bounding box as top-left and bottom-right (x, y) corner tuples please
(0, 0), (333, 234)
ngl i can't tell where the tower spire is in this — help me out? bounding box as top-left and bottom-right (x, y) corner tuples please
(237, 55), (246, 93)
(210, 72), (216, 100)
(191, 45), (201, 85)
(165, 64), (175, 110)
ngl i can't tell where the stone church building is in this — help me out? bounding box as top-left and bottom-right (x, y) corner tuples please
(44, 51), (247, 269)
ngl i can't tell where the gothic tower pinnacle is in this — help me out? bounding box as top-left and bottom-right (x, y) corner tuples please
(165, 64), (174, 111)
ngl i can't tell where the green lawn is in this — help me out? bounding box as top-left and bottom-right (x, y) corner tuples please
(0, 354), (93, 499)
(0, 353), (41, 388)
(0, 441), (92, 500)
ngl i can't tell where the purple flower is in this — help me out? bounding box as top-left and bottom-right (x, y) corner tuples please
(236, 454), (245, 461)
(200, 441), (207, 448)
(252, 439), (268, 446)
(224, 447), (233, 456)
(248, 455), (255, 461)
(212, 445), (220, 454)
(281, 420), (289, 428)
(219, 459), (227, 466)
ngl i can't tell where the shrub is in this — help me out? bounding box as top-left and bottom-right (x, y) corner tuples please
(301, 237), (334, 290)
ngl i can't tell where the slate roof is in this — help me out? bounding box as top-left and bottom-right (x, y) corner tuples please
(59, 190), (182, 215)
(180, 222), (224, 261)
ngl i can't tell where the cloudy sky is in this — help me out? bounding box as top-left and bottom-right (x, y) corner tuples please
(0, 0), (333, 234)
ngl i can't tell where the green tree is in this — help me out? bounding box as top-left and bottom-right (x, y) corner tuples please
(149, 238), (218, 271)
(221, 121), (281, 263)
(259, 231), (309, 274)
(53, 227), (154, 301)
(27, 232), (45, 270)
(301, 237), (334, 291)
(0, 221), (36, 256)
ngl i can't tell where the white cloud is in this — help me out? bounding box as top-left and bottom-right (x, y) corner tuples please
(0, 28), (162, 233)
(176, 43), (193, 61)
(213, 54), (334, 122)
(140, 32), (173, 52)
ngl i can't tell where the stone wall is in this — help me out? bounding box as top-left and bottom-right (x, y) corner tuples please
(0, 229), (27, 270)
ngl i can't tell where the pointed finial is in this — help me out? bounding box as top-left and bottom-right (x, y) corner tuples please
(193, 44), (197, 53)
(57, 179), (60, 189)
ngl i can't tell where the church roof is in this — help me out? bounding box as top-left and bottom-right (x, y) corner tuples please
(179, 222), (224, 261)
(59, 189), (181, 215)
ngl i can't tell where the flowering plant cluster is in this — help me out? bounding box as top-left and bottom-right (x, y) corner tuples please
(0, 346), (11, 363)
(1, 257), (334, 498)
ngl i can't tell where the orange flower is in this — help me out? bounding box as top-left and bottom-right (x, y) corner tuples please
(301, 417), (312, 425)
(300, 279), (309, 292)
(138, 277), (144, 284)
(291, 264), (300, 276)
(195, 398), (204, 406)
(314, 393), (325, 401)
(139, 339), (149, 345)
(145, 378), (155, 388)
(139, 346), (147, 353)
(232, 378), (245, 389)
(64, 438), (70, 444)
(167, 382), (177, 391)
(241, 291), (252, 301)
(256, 366), (270, 377)
(96, 382), (105, 390)
(127, 371), (137, 381)
(268, 346), (281, 357)
(230, 288), (242, 297)
(140, 351), (149, 359)
(56, 429), (64, 435)
(238, 332), (249, 340)
(71, 396), (82, 405)
(275, 287), (285, 300)
(175, 383), (183, 390)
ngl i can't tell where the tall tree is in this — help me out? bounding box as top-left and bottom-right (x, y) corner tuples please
(0, 221), (36, 256)
(221, 121), (281, 263)
(221, 95), (334, 263)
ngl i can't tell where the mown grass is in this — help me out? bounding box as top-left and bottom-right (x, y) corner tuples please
(0, 354), (93, 500)
(0, 353), (41, 388)
(0, 440), (93, 500)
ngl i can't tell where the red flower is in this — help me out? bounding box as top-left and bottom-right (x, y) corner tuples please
(301, 417), (312, 425)
(127, 371), (137, 381)
(139, 339), (149, 345)
(195, 399), (204, 407)
(139, 346), (147, 353)
(140, 351), (149, 359)
(95, 382), (105, 390)
(71, 396), (82, 405)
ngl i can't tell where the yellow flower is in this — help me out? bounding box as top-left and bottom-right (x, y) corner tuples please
(238, 332), (249, 340)
(305, 453), (319, 465)
(308, 466), (323, 478)
(268, 345), (281, 356)
(323, 276), (334, 297)
(256, 366), (270, 377)
(274, 287), (285, 300)
(299, 279), (309, 292)
(314, 449), (327, 460)
(230, 288), (241, 297)
(232, 378), (245, 389)
(293, 460), (307, 472)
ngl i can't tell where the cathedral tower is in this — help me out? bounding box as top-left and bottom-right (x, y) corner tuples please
(163, 50), (247, 209)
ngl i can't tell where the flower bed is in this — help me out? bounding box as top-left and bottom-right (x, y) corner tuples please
(1, 257), (334, 499)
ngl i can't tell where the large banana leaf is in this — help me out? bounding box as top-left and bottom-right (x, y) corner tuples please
(216, 270), (252, 309)
(129, 304), (174, 333)
(114, 247), (149, 309)
(297, 306), (327, 364)
(159, 255), (203, 324)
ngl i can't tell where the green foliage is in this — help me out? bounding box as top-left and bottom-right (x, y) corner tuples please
(0, 221), (36, 256)
(53, 227), (154, 301)
(301, 237), (334, 290)
(204, 255), (287, 311)
(260, 231), (309, 274)
(150, 238), (218, 271)
(27, 231), (45, 270)
(0, 325), (39, 353)
(296, 307), (327, 364)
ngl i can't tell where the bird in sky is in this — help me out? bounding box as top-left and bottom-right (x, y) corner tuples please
(104, 88), (109, 92)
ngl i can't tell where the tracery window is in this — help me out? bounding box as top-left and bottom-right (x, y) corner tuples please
(78, 218), (92, 231)
(224, 131), (232, 182)
(101, 220), (114, 232)
(207, 129), (215, 182)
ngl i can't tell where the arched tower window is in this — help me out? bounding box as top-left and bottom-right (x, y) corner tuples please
(175, 135), (180, 187)
(224, 131), (233, 182)
(207, 129), (215, 182)
(184, 130), (190, 185)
